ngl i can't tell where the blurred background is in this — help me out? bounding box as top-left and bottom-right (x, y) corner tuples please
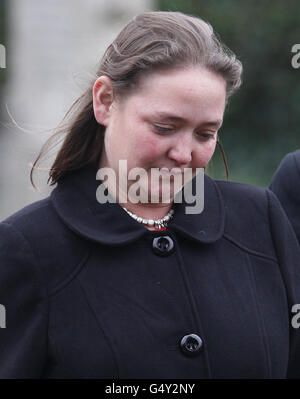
(0, 0), (299, 220)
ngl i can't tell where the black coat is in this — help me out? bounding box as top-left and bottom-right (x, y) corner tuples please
(1, 166), (300, 379)
(269, 150), (300, 244)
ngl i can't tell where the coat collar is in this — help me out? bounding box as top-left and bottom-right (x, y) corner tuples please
(50, 165), (225, 245)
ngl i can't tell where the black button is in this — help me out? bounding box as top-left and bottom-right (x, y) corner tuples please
(180, 334), (203, 356)
(152, 236), (174, 256)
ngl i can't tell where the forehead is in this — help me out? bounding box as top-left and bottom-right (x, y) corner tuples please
(127, 66), (227, 121)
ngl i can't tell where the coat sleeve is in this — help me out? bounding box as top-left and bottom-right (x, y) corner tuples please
(267, 188), (300, 378)
(0, 222), (48, 378)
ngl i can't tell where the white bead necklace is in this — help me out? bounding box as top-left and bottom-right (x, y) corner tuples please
(121, 206), (174, 229)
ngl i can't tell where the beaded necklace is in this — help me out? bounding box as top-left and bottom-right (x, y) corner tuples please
(121, 206), (174, 230)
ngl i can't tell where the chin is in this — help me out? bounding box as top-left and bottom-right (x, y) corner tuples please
(148, 181), (177, 204)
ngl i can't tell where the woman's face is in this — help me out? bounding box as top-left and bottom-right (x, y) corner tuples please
(94, 66), (226, 204)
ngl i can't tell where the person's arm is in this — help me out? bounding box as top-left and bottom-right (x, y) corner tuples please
(269, 151), (300, 244)
(267, 188), (300, 378)
(0, 222), (48, 378)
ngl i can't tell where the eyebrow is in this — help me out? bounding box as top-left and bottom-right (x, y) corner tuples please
(152, 111), (223, 128)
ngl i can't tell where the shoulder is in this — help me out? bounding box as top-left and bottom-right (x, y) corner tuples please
(2, 196), (55, 229)
(269, 150), (300, 243)
(215, 178), (268, 204)
(0, 197), (90, 294)
(213, 179), (292, 257)
(215, 179), (269, 219)
(270, 150), (300, 190)
(278, 149), (300, 171)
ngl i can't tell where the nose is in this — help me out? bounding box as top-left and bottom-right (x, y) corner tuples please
(167, 134), (192, 167)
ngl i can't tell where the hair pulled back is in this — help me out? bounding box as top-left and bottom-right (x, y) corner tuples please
(30, 10), (242, 187)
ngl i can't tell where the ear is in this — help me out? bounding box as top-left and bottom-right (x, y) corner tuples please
(92, 76), (114, 126)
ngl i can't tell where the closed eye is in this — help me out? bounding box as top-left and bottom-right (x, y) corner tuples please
(153, 124), (217, 140)
(153, 124), (174, 133)
(197, 132), (216, 139)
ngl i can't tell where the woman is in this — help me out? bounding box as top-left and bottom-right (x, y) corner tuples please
(1, 11), (300, 379)
(269, 150), (300, 244)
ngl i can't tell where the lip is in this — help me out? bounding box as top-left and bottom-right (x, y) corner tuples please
(157, 167), (184, 174)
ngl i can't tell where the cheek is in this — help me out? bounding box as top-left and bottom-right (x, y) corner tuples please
(207, 140), (217, 159)
(194, 141), (217, 167)
(104, 133), (122, 162)
(135, 135), (163, 162)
